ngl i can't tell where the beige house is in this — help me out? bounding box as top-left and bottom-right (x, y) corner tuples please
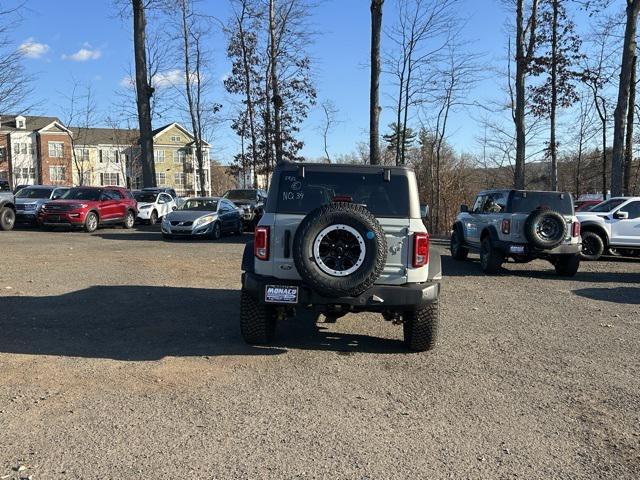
(135, 123), (211, 197)
(70, 127), (138, 187)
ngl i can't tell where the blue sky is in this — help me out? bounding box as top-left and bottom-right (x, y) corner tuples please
(14, 0), (527, 163)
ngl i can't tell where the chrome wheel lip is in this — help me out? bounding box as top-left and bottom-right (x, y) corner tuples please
(313, 224), (366, 277)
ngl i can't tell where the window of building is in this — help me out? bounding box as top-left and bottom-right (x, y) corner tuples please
(156, 172), (166, 186)
(171, 135), (181, 142)
(77, 148), (90, 162)
(81, 171), (91, 185)
(50, 166), (66, 182)
(154, 150), (165, 163)
(21, 143), (27, 154)
(174, 172), (185, 185)
(100, 172), (120, 186)
(48, 142), (64, 158)
(0, 147), (5, 158)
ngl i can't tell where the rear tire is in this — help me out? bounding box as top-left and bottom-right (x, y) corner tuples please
(84, 212), (98, 233)
(0, 207), (15, 231)
(480, 237), (503, 274)
(403, 300), (439, 352)
(553, 254), (580, 277)
(240, 289), (276, 345)
(450, 229), (468, 260)
(580, 231), (605, 261)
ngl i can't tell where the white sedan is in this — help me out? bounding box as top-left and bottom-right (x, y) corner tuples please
(133, 191), (176, 225)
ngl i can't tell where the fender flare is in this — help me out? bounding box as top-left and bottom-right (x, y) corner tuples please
(580, 222), (609, 246)
(480, 225), (500, 242)
(241, 241), (255, 273)
(0, 200), (15, 211)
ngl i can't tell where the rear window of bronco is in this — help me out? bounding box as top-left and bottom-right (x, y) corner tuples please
(276, 171), (410, 217)
(509, 191), (573, 215)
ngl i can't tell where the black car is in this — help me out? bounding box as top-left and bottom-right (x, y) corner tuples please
(222, 188), (267, 230)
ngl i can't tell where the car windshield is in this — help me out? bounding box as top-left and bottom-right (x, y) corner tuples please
(182, 199), (218, 211)
(588, 198), (627, 213)
(134, 192), (158, 203)
(61, 188), (101, 201)
(224, 190), (255, 200)
(16, 188), (53, 199)
(275, 170), (410, 217)
(509, 191), (574, 215)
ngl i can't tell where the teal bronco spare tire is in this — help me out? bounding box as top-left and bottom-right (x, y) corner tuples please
(292, 202), (387, 298)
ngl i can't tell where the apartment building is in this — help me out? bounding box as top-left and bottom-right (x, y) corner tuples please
(132, 122), (212, 197)
(70, 127), (139, 187)
(0, 115), (73, 187)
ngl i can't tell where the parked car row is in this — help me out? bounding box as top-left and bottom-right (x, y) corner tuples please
(0, 182), (260, 240)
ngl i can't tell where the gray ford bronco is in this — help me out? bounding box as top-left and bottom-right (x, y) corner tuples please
(450, 189), (581, 276)
(240, 162), (442, 351)
(0, 180), (16, 231)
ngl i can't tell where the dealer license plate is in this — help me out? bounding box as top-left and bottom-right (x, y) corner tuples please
(265, 285), (298, 304)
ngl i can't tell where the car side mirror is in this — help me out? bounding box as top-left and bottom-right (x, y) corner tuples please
(614, 211), (629, 220)
(460, 204), (469, 213)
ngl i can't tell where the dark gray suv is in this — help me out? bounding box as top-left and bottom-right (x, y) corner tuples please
(451, 189), (581, 276)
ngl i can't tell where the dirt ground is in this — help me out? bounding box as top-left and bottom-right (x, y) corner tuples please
(0, 226), (639, 479)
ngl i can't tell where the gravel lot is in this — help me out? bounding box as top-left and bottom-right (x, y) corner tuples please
(0, 226), (639, 479)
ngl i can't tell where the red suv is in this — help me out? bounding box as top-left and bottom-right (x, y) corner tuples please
(39, 186), (138, 232)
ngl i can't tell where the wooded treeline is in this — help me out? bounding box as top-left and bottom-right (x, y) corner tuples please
(2, 0), (638, 230)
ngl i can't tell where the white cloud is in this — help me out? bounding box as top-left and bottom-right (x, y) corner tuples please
(62, 46), (102, 62)
(18, 38), (50, 59)
(120, 69), (199, 90)
(154, 69), (184, 88)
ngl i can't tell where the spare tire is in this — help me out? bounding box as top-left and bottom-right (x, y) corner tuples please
(292, 202), (387, 298)
(524, 208), (567, 249)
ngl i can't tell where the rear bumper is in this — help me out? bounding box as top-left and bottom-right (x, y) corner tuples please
(242, 272), (440, 311)
(496, 241), (581, 256)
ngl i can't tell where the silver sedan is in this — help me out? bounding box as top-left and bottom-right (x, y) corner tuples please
(161, 197), (242, 240)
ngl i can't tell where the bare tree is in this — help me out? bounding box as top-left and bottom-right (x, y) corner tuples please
(385, 0), (456, 165)
(176, 0), (221, 196)
(268, 0), (284, 164)
(611, 0), (640, 196)
(0, 3), (34, 115)
(319, 100), (338, 162)
(60, 81), (97, 186)
(425, 44), (482, 232)
(132, 0), (156, 188)
(512, 0), (539, 189)
(370, 0), (384, 165)
(572, 95), (598, 196)
(226, 0), (261, 187)
(581, 18), (618, 196)
(624, 54), (637, 195)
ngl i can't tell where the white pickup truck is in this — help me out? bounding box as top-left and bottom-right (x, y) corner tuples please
(577, 197), (640, 260)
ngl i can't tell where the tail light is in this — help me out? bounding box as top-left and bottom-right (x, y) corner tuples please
(572, 221), (580, 238)
(501, 219), (511, 235)
(254, 226), (270, 260)
(413, 232), (430, 268)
